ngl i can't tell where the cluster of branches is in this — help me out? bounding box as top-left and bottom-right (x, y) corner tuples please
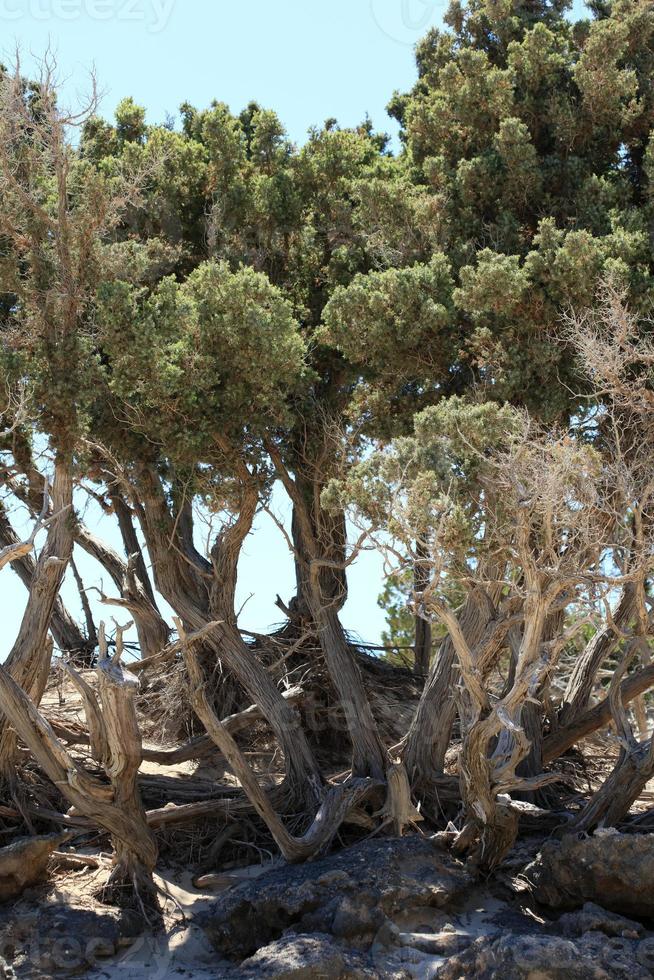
(0, 0), (653, 912)
(331, 285), (654, 868)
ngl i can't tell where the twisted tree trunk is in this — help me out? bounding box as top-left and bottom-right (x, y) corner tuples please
(402, 588), (496, 789)
(573, 739), (654, 832)
(308, 599), (387, 780)
(543, 663), (654, 763)
(95, 628), (158, 907)
(267, 443), (387, 780)
(182, 624), (377, 862)
(573, 638), (654, 831)
(0, 652), (158, 913)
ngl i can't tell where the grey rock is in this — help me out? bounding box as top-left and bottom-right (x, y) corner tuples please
(636, 937), (654, 971)
(200, 835), (471, 961)
(0, 903), (126, 976)
(524, 832), (654, 918)
(557, 902), (645, 938)
(435, 931), (652, 980)
(237, 933), (382, 979)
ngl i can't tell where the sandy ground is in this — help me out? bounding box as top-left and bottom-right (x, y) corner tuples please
(84, 869), (228, 980)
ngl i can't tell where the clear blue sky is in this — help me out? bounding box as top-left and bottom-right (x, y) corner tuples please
(2, 0), (447, 142)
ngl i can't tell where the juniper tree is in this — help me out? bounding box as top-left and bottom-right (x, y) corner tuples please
(1, 0), (654, 885)
(325, 0), (654, 791)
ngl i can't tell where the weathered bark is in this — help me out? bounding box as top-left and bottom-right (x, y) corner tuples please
(182, 625), (377, 863)
(402, 588), (496, 789)
(74, 524), (169, 660)
(290, 489), (348, 619)
(0, 455), (74, 777)
(63, 663), (109, 763)
(543, 663), (654, 764)
(0, 503), (90, 660)
(516, 606), (564, 784)
(559, 584), (636, 725)
(516, 701), (544, 784)
(208, 471), (325, 805)
(573, 739), (654, 831)
(0, 658), (158, 911)
(95, 625), (158, 907)
(374, 760), (424, 836)
(413, 545), (432, 679)
(268, 442), (387, 780)
(450, 564), (561, 870)
(108, 482), (158, 607)
(573, 641), (654, 832)
(309, 600), (387, 780)
(452, 798), (519, 874)
(133, 462), (323, 804)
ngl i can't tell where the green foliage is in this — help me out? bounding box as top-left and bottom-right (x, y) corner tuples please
(324, 395), (521, 554)
(321, 255), (455, 383)
(378, 570), (416, 654)
(96, 262), (306, 467)
(377, 0), (654, 420)
(5, 0), (654, 613)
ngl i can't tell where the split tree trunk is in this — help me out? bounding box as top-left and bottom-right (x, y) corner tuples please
(0, 502), (90, 661)
(182, 624), (377, 862)
(134, 462), (323, 806)
(267, 442), (388, 781)
(559, 584), (635, 725)
(403, 588), (496, 790)
(0, 455), (74, 779)
(95, 628), (159, 908)
(0, 658), (158, 913)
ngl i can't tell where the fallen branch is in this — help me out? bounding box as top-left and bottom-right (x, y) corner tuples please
(46, 686), (306, 766)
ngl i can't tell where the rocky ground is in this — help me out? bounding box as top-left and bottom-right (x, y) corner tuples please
(1, 831), (653, 979)
(1, 676), (652, 978)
